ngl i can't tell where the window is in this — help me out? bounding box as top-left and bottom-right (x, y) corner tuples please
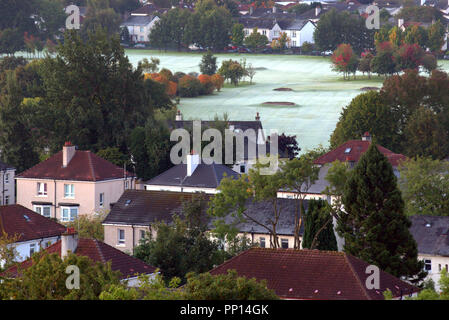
(281, 238), (289, 249)
(140, 36), (144, 41)
(259, 237), (266, 248)
(64, 184), (75, 198)
(140, 230), (146, 239)
(140, 26), (144, 33)
(30, 243), (36, 256)
(34, 205), (51, 218)
(292, 41), (296, 47)
(4, 196), (9, 205)
(262, 30), (266, 35)
(292, 31), (296, 37)
(273, 30), (279, 37)
(118, 229), (125, 245)
(37, 182), (47, 196)
(5, 173), (9, 183)
(344, 147), (352, 154)
(61, 207), (78, 222)
(99, 193), (104, 208)
(424, 259), (432, 271)
(240, 165), (245, 173)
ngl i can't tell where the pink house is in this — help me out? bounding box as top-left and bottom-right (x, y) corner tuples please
(15, 143), (135, 222)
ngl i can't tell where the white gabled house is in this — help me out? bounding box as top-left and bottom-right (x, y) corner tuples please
(121, 15), (160, 43)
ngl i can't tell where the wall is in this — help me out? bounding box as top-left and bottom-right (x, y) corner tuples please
(0, 168), (15, 205)
(103, 224), (153, 254)
(419, 253), (449, 292)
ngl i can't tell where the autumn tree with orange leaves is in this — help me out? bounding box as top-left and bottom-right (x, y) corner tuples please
(331, 43), (358, 80)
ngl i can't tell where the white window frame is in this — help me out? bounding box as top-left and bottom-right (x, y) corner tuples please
(30, 243), (36, 256)
(281, 238), (289, 249)
(61, 206), (78, 222)
(34, 205), (51, 218)
(5, 173), (9, 183)
(99, 192), (104, 208)
(424, 259), (432, 271)
(64, 184), (75, 198)
(259, 237), (266, 248)
(118, 229), (125, 245)
(37, 182), (47, 196)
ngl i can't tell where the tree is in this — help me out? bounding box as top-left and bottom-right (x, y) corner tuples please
(427, 20), (445, 53)
(394, 43), (424, 71)
(271, 32), (290, 52)
(358, 50), (373, 78)
(370, 42), (397, 76)
(34, 0), (67, 41)
(133, 195), (223, 283)
(0, 231), (20, 272)
(139, 57), (160, 73)
(300, 41), (313, 54)
(199, 51), (217, 75)
(244, 28), (268, 51)
(96, 147), (128, 167)
(388, 26), (404, 47)
(80, 0), (122, 39)
(0, 252), (121, 300)
(409, 269), (449, 300)
(231, 23), (245, 47)
(278, 133), (300, 159)
(338, 143), (426, 285)
(178, 75), (203, 97)
(65, 213), (106, 240)
(183, 270), (279, 300)
(211, 73), (224, 91)
(404, 25), (428, 49)
(302, 199), (337, 251)
(218, 59), (244, 86)
(331, 43), (358, 80)
(0, 29), (24, 55)
(421, 54), (437, 74)
(398, 157), (449, 216)
(280, 155), (320, 249)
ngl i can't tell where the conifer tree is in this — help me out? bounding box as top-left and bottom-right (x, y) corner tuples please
(302, 199), (337, 251)
(338, 143), (426, 284)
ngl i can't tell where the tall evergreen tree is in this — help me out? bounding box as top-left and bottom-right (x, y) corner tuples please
(338, 143), (426, 285)
(302, 199), (337, 251)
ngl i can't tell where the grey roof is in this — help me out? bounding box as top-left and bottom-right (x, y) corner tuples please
(145, 163), (240, 189)
(103, 190), (309, 237)
(240, 16), (311, 31)
(409, 215), (449, 257)
(171, 119), (263, 133)
(121, 15), (155, 27)
(0, 160), (15, 171)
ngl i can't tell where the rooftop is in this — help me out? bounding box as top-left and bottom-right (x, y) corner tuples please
(409, 215), (449, 257)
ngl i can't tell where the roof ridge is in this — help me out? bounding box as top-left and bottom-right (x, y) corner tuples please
(93, 239), (107, 264)
(87, 151), (97, 182)
(343, 253), (373, 300)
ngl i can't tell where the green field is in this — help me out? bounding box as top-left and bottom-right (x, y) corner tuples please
(126, 49), (449, 152)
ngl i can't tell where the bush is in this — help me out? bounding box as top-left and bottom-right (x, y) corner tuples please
(198, 74), (215, 95)
(178, 75), (202, 97)
(173, 71), (186, 83)
(211, 74), (224, 91)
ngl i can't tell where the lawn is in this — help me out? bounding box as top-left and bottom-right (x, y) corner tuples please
(128, 50), (449, 152)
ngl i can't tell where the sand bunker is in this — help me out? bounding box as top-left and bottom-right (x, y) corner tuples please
(273, 87), (293, 91)
(262, 101), (295, 106)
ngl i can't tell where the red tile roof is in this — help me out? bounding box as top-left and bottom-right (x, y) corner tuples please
(0, 205), (66, 242)
(2, 238), (156, 280)
(17, 150), (132, 181)
(314, 140), (407, 167)
(210, 248), (420, 300)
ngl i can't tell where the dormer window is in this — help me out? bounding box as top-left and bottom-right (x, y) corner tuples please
(344, 148), (352, 154)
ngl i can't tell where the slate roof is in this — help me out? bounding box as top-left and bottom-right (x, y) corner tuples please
(0, 160), (14, 171)
(121, 15), (155, 27)
(103, 190), (307, 236)
(130, 3), (169, 16)
(314, 137), (407, 167)
(0, 205), (66, 242)
(17, 150), (132, 181)
(145, 163), (240, 189)
(240, 16), (312, 31)
(210, 248), (420, 300)
(409, 215), (449, 257)
(2, 238), (156, 279)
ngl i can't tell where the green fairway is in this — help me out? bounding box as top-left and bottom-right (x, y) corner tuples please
(126, 49), (449, 152)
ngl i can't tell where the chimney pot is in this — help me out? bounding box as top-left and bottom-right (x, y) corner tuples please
(175, 109), (182, 121)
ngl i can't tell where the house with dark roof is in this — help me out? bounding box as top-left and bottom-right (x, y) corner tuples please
(121, 14), (160, 43)
(210, 248), (420, 300)
(0, 160), (15, 205)
(0, 204), (66, 267)
(16, 142), (135, 222)
(409, 215), (449, 291)
(1, 228), (156, 287)
(102, 189), (309, 253)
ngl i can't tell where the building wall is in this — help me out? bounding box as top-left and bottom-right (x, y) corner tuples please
(0, 168), (15, 205)
(16, 178), (133, 221)
(126, 16), (160, 43)
(144, 184), (218, 194)
(103, 224), (153, 254)
(297, 21), (315, 46)
(419, 253), (449, 292)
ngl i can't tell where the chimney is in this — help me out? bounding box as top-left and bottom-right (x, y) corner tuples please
(273, 6), (277, 13)
(255, 112), (260, 121)
(61, 227), (78, 259)
(398, 18), (404, 28)
(362, 132), (371, 141)
(315, 6), (321, 16)
(175, 109), (182, 121)
(187, 151), (200, 176)
(63, 142), (76, 168)
(249, 6), (254, 15)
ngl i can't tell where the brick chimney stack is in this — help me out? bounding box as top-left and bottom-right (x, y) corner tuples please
(63, 142), (76, 168)
(362, 132), (371, 141)
(61, 227), (78, 259)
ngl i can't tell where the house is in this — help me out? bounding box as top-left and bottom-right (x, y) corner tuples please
(121, 15), (160, 43)
(171, 111), (268, 174)
(143, 153), (240, 194)
(0, 204), (66, 267)
(1, 228), (156, 286)
(210, 248), (420, 300)
(102, 189), (308, 253)
(16, 142), (135, 222)
(409, 215), (449, 291)
(0, 160), (15, 205)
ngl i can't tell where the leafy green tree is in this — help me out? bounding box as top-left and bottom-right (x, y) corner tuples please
(218, 59), (244, 86)
(271, 32), (290, 52)
(358, 50), (373, 78)
(0, 252), (121, 300)
(370, 42), (397, 76)
(404, 25), (428, 48)
(409, 269), (449, 300)
(231, 23), (245, 47)
(427, 20), (445, 53)
(0, 29), (24, 55)
(34, 0), (67, 41)
(338, 143), (426, 285)
(199, 51), (217, 75)
(65, 213), (106, 240)
(421, 54), (437, 74)
(81, 0), (122, 39)
(302, 199), (337, 251)
(398, 157), (449, 216)
(0, 0), (36, 36)
(394, 43), (424, 71)
(97, 147), (128, 167)
(244, 28), (268, 51)
(183, 270), (279, 300)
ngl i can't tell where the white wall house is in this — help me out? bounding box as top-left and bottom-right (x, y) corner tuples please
(121, 15), (160, 43)
(0, 161), (15, 205)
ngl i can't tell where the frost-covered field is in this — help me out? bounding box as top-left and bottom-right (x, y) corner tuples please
(126, 50), (449, 152)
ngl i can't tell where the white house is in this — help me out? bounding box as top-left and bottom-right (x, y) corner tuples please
(0, 204), (66, 268)
(121, 15), (160, 43)
(0, 161), (15, 205)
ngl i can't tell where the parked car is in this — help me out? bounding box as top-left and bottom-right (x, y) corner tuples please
(134, 43), (146, 48)
(224, 45), (238, 53)
(322, 50), (333, 56)
(238, 47), (251, 53)
(261, 47), (273, 54)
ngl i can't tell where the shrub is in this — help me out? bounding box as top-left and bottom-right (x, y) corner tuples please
(198, 74), (215, 95)
(178, 75), (202, 97)
(211, 74), (224, 91)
